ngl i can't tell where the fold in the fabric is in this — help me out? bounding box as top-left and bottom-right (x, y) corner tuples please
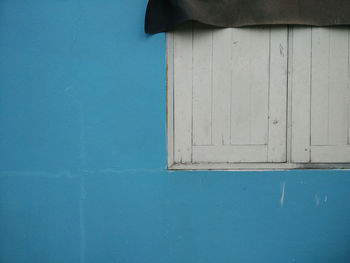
(145, 0), (350, 34)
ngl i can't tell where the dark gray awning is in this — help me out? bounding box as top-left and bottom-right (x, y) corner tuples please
(145, 0), (350, 34)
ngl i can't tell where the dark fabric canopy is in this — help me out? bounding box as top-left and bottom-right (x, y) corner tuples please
(145, 0), (350, 34)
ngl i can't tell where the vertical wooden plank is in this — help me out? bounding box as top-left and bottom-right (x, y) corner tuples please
(348, 29), (350, 145)
(291, 27), (312, 163)
(286, 27), (294, 163)
(231, 28), (270, 145)
(192, 23), (212, 146)
(173, 24), (193, 163)
(348, 102), (350, 145)
(328, 28), (349, 145)
(310, 28), (330, 145)
(348, 88), (350, 145)
(166, 32), (174, 167)
(230, 28), (251, 144)
(267, 27), (288, 162)
(212, 28), (232, 145)
(250, 28), (270, 145)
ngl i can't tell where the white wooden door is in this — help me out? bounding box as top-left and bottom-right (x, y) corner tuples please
(171, 24), (288, 164)
(291, 27), (350, 163)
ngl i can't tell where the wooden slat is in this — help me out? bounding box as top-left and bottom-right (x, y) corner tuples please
(250, 28), (271, 145)
(310, 28), (330, 146)
(328, 28), (349, 145)
(192, 23), (213, 146)
(230, 28), (270, 145)
(286, 28), (294, 163)
(212, 28), (232, 145)
(173, 25), (193, 163)
(348, 103), (350, 144)
(230, 28), (251, 144)
(291, 27), (312, 163)
(348, 31), (350, 146)
(192, 145), (267, 163)
(166, 32), (174, 167)
(267, 27), (288, 162)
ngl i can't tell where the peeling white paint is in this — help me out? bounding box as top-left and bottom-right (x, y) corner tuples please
(314, 194), (320, 207)
(280, 182), (285, 207)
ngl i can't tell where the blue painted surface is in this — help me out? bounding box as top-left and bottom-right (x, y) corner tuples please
(0, 1), (349, 262)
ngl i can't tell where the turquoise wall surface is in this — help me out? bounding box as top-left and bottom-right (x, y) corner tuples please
(0, 1), (349, 262)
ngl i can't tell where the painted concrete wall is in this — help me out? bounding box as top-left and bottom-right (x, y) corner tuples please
(0, 1), (349, 262)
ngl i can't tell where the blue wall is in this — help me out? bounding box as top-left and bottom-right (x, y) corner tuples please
(0, 1), (349, 262)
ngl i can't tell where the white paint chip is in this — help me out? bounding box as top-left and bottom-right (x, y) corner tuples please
(280, 182), (285, 207)
(314, 194), (321, 207)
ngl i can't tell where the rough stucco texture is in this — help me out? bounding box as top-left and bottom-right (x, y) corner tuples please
(0, 1), (349, 263)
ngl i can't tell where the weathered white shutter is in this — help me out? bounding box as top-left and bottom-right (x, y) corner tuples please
(170, 24), (288, 165)
(291, 27), (350, 163)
